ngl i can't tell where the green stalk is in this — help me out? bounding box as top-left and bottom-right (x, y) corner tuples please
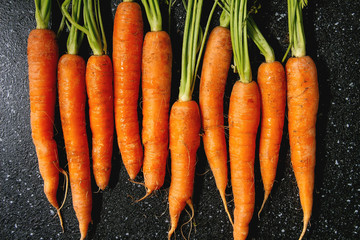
(142, 0), (162, 32)
(219, 0), (230, 28)
(34, 0), (51, 29)
(230, 0), (251, 83)
(247, 16), (275, 63)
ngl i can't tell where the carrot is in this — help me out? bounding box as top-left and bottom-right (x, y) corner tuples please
(59, 1), (92, 239)
(140, 0), (172, 197)
(113, 0), (144, 180)
(167, 1), (219, 238)
(199, 15), (233, 224)
(229, 0), (261, 239)
(65, 0), (114, 190)
(27, 0), (67, 229)
(246, 16), (286, 216)
(283, 2), (319, 239)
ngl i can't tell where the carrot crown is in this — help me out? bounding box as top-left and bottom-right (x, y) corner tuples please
(282, 0), (307, 61)
(247, 16), (275, 63)
(178, 0), (219, 101)
(61, 0), (84, 55)
(34, 0), (51, 29)
(230, 0), (252, 83)
(142, 0), (162, 32)
(62, 0), (107, 56)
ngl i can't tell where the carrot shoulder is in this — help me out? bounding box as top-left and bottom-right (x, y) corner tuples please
(199, 26), (233, 223)
(286, 55), (318, 239)
(28, 28), (63, 214)
(113, 1), (144, 179)
(142, 31), (172, 194)
(58, 54), (92, 240)
(86, 55), (114, 190)
(229, 81), (260, 240)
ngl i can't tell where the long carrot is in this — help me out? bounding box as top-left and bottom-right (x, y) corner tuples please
(140, 0), (172, 198)
(59, 1), (91, 239)
(229, 0), (261, 239)
(168, 1), (219, 238)
(199, 5), (233, 223)
(247, 16), (286, 216)
(65, 0), (114, 190)
(113, 0), (144, 180)
(27, 0), (67, 229)
(283, 1), (319, 239)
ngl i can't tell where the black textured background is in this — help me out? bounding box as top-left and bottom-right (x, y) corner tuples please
(1, 0), (359, 239)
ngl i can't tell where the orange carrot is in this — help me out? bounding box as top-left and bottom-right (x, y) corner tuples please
(27, 0), (66, 228)
(86, 55), (113, 190)
(113, 1), (144, 179)
(58, 54), (92, 240)
(59, 1), (92, 239)
(199, 25), (233, 224)
(141, 0), (172, 197)
(246, 16), (286, 216)
(229, 1), (261, 239)
(284, 1), (319, 239)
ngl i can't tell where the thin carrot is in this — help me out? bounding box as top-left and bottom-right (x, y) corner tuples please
(229, 0), (261, 239)
(284, 1), (319, 239)
(59, 1), (92, 239)
(27, 0), (67, 229)
(113, 0), (144, 180)
(247, 16), (286, 217)
(199, 9), (233, 224)
(168, 1), (219, 238)
(140, 0), (172, 198)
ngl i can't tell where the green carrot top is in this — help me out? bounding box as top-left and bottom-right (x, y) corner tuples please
(34, 0), (51, 29)
(283, 0), (307, 61)
(230, 0), (252, 83)
(142, 0), (162, 32)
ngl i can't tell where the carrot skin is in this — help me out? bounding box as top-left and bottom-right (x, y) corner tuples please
(86, 55), (114, 190)
(27, 29), (60, 210)
(58, 54), (92, 240)
(199, 26), (232, 221)
(113, 1), (144, 180)
(229, 81), (260, 240)
(257, 61), (286, 204)
(168, 100), (201, 238)
(142, 31), (172, 192)
(286, 56), (318, 236)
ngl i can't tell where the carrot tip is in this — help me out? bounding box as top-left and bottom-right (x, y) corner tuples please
(57, 209), (64, 233)
(220, 192), (234, 226)
(299, 216), (310, 240)
(135, 189), (153, 203)
(258, 191), (270, 219)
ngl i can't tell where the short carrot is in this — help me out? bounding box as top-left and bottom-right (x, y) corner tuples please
(141, 0), (172, 197)
(27, 0), (67, 228)
(59, 1), (92, 239)
(199, 11), (233, 223)
(247, 16), (286, 216)
(113, 0), (144, 180)
(284, 1), (319, 239)
(229, 0), (261, 239)
(168, 1), (219, 238)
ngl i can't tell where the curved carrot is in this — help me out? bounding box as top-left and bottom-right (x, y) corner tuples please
(199, 25), (233, 224)
(142, 30), (172, 195)
(113, 1), (144, 179)
(28, 28), (62, 221)
(86, 55), (114, 190)
(286, 56), (318, 239)
(58, 54), (92, 240)
(229, 81), (260, 240)
(168, 100), (201, 238)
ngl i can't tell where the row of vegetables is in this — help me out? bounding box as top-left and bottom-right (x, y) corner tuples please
(27, 0), (319, 239)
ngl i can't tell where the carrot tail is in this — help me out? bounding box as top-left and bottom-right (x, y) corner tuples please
(142, 31), (172, 193)
(257, 190), (270, 219)
(229, 81), (260, 240)
(168, 101), (201, 239)
(113, 1), (144, 180)
(58, 54), (92, 239)
(86, 55), (114, 190)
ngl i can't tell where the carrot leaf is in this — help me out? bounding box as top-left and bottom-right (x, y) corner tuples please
(34, 0), (51, 29)
(142, 0), (162, 32)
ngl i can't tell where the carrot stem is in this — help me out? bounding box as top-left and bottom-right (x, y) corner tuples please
(142, 0), (162, 31)
(34, 0), (51, 29)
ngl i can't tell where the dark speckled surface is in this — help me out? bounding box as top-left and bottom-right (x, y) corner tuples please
(0, 0), (359, 239)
